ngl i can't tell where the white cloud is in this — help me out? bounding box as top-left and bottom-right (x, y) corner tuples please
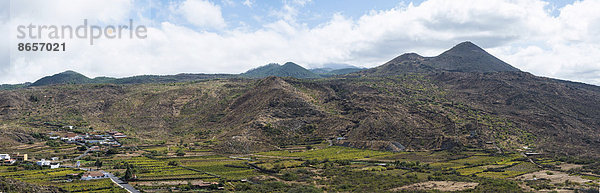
(2, 0), (600, 86)
(9, 0), (133, 24)
(177, 0), (226, 29)
(221, 0), (235, 7)
(242, 0), (253, 8)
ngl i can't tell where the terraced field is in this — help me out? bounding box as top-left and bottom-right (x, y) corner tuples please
(0, 166), (125, 192)
(255, 146), (396, 161)
(121, 157), (216, 181)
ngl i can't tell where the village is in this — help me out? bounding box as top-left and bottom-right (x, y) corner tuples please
(0, 128), (127, 182)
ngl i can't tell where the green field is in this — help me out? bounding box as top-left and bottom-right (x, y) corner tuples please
(119, 157), (215, 181)
(256, 146), (395, 161)
(0, 166), (126, 192)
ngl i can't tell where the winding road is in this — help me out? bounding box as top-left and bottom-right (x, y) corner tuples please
(106, 172), (140, 193)
(60, 143), (139, 193)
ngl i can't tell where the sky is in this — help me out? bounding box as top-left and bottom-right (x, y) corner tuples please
(1, 0), (600, 85)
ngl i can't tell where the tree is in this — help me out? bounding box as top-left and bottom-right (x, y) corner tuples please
(124, 166), (136, 181)
(168, 160), (180, 166)
(46, 140), (61, 147)
(176, 149), (186, 157)
(106, 148), (120, 155)
(94, 160), (103, 169)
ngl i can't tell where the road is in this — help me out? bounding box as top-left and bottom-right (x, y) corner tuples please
(60, 142), (90, 162)
(60, 166), (140, 193)
(72, 148), (91, 161)
(59, 141), (139, 193)
(105, 172), (140, 193)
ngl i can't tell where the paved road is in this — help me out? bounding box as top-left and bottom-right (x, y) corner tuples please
(72, 148), (91, 161)
(60, 142), (89, 162)
(61, 166), (139, 193)
(55, 142), (139, 192)
(105, 172), (140, 193)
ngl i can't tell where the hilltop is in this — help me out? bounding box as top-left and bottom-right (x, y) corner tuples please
(29, 70), (91, 86)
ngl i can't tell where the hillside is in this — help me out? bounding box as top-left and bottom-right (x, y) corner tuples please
(242, 62), (321, 78)
(0, 42), (599, 158)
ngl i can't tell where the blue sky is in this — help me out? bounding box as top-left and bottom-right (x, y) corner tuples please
(2, 0), (600, 85)
(147, 0), (572, 30)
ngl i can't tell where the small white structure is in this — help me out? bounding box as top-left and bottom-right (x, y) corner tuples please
(51, 157), (59, 161)
(50, 163), (60, 169)
(37, 159), (51, 166)
(81, 171), (108, 180)
(61, 133), (82, 141)
(4, 159), (16, 165)
(0, 154), (10, 160)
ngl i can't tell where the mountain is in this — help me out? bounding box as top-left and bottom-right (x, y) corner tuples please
(1, 41), (599, 158)
(242, 62), (321, 78)
(360, 41), (520, 76)
(26, 71), (237, 87)
(429, 41), (521, 72)
(108, 74), (236, 84)
(358, 53), (437, 75)
(29, 70), (92, 87)
(310, 64), (366, 76)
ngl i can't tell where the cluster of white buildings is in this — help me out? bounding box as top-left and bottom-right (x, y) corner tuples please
(0, 153), (27, 165)
(0, 154), (15, 165)
(81, 171), (108, 180)
(48, 131), (125, 147)
(36, 159), (60, 169)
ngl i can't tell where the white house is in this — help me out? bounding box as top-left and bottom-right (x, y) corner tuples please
(0, 154), (10, 160)
(50, 162), (60, 169)
(37, 159), (51, 166)
(61, 133), (82, 141)
(4, 159), (16, 165)
(81, 171), (108, 180)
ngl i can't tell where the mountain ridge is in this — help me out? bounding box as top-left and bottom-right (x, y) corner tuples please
(1, 41), (600, 158)
(2, 41), (566, 88)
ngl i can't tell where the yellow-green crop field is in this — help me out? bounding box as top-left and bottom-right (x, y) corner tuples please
(170, 157), (260, 180)
(256, 146), (395, 161)
(0, 166), (125, 192)
(122, 157), (215, 181)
